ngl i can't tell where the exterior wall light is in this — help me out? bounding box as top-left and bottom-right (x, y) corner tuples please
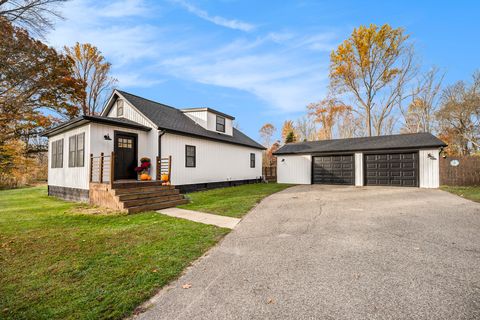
(104, 134), (112, 141)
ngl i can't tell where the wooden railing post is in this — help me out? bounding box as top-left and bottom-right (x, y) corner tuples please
(89, 154), (93, 182)
(168, 155), (172, 182)
(156, 156), (160, 180)
(99, 152), (104, 183)
(110, 151), (115, 188)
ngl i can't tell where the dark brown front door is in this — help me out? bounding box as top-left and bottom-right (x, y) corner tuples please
(114, 132), (138, 180)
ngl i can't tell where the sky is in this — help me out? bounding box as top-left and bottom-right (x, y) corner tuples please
(47, 0), (480, 142)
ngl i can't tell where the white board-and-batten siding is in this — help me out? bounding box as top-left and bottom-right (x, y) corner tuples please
(161, 133), (262, 186)
(276, 155), (312, 184)
(419, 149), (440, 188)
(48, 123), (155, 190)
(107, 97), (156, 128)
(48, 125), (91, 190)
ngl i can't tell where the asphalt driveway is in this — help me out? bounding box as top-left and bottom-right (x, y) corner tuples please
(135, 185), (480, 320)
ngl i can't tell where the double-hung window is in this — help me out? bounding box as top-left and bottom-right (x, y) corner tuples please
(185, 145), (196, 168)
(216, 115), (225, 133)
(250, 153), (255, 168)
(51, 139), (64, 168)
(68, 133), (85, 167)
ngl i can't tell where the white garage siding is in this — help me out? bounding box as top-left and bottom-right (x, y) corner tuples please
(160, 133), (263, 186)
(276, 155), (312, 184)
(419, 149), (441, 188)
(355, 153), (364, 186)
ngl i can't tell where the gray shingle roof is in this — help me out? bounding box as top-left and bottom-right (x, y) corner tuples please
(273, 133), (447, 155)
(117, 90), (265, 150)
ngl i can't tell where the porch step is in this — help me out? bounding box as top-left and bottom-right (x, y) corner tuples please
(112, 180), (167, 189)
(121, 194), (185, 208)
(113, 185), (175, 196)
(126, 199), (189, 214)
(117, 189), (179, 201)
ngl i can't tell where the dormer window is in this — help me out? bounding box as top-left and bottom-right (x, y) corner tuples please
(216, 115), (225, 133)
(117, 100), (124, 117)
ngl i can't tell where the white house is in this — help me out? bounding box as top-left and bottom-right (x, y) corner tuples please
(44, 90), (264, 212)
(274, 133), (447, 188)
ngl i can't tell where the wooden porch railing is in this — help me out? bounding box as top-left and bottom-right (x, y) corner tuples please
(156, 156), (172, 183)
(90, 152), (114, 187)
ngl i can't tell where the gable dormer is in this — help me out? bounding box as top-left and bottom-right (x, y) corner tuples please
(182, 108), (234, 136)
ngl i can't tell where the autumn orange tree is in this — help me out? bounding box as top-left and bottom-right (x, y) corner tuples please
(0, 18), (83, 187)
(436, 71), (480, 155)
(307, 98), (350, 140)
(281, 120), (297, 143)
(65, 42), (117, 115)
(330, 24), (417, 136)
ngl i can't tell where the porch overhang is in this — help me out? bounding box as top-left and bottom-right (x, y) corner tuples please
(42, 115), (152, 137)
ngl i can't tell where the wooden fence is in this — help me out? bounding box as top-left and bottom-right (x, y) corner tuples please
(263, 166), (277, 182)
(440, 156), (480, 186)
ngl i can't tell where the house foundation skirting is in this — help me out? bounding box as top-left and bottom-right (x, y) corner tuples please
(48, 185), (89, 202)
(176, 178), (262, 193)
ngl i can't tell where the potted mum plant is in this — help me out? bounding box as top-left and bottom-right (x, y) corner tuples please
(134, 157), (151, 181)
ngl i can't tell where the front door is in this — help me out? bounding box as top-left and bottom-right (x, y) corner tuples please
(114, 132), (138, 180)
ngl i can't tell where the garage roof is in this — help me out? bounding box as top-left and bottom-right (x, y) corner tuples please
(273, 133), (447, 155)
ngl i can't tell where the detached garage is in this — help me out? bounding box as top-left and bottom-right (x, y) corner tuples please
(273, 133), (447, 188)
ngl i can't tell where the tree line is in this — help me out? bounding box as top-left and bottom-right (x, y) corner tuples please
(0, 0), (116, 188)
(260, 24), (479, 166)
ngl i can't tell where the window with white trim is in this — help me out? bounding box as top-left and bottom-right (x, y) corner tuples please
(216, 115), (225, 132)
(68, 133), (85, 167)
(51, 139), (63, 168)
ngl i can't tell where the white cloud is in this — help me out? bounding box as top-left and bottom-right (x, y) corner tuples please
(159, 36), (331, 113)
(171, 0), (255, 32)
(47, 0), (335, 113)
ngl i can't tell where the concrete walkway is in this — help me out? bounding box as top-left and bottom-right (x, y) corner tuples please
(158, 207), (240, 229)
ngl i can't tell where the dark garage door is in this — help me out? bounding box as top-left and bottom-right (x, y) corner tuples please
(364, 152), (418, 187)
(312, 155), (355, 185)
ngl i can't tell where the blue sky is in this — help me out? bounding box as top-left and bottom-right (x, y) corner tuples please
(47, 0), (479, 141)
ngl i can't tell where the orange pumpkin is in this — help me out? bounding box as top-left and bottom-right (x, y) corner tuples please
(161, 174), (169, 182)
(140, 173), (150, 181)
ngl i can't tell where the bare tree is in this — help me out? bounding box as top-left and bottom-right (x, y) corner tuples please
(330, 24), (418, 136)
(295, 115), (317, 141)
(259, 123), (276, 148)
(64, 43), (117, 116)
(0, 0), (66, 37)
(337, 110), (364, 138)
(402, 67), (444, 133)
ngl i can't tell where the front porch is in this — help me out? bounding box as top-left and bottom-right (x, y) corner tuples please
(88, 153), (187, 213)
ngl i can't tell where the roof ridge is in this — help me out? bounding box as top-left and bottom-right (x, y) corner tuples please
(285, 132), (434, 146)
(117, 90), (179, 111)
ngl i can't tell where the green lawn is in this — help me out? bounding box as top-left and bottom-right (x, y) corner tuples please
(179, 183), (293, 218)
(0, 186), (229, 320)
(441, 185), (480, 203)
